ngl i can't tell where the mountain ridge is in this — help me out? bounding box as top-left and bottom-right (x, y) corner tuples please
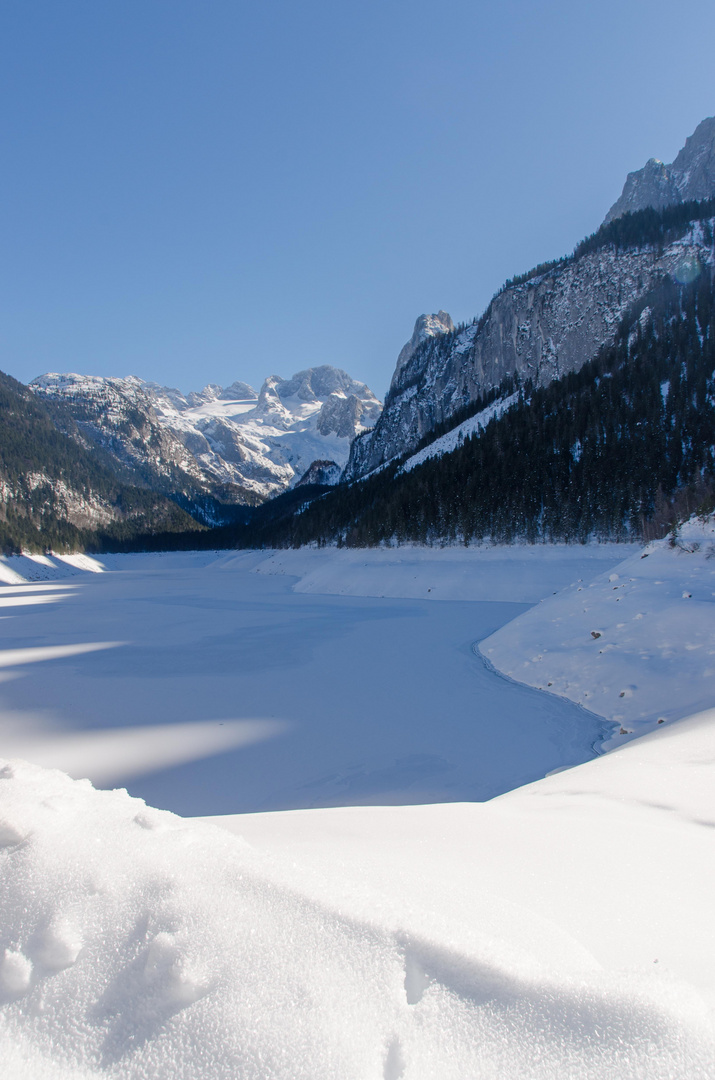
(605, 116), (715, 223)
(30, 365), (382, 505)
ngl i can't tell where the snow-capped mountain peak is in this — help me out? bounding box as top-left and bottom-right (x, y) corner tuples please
(31, 365), (382, 502)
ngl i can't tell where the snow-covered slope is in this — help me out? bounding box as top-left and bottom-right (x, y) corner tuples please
(0, 542), (714, 1074)
(31, 367), (381, 501)
(481, 514), (715, 746)
(1, 708), (714, 1079)
(398, 392), (519, 473)
(30, 373), (213, 491)
(146, 366), (381, 497)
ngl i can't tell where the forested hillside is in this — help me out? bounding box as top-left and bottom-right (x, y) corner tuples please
(229, 266), (715, 547)
(0, 371), (203, 552)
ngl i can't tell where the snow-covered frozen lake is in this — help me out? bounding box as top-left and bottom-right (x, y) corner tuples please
(2, 541), (715, 1079)
(0, 546), (629, 816)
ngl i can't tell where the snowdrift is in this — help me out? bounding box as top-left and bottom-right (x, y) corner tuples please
(482, 516), (715, 742)
(2, 723), (715, 1079)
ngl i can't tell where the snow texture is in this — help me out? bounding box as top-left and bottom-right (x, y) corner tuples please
(481, 514), (715, 745)
(0, 541), (714, 1075)
(1, 736), (715, 1079)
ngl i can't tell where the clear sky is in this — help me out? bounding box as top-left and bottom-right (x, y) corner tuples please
(1, 0), (714, 400)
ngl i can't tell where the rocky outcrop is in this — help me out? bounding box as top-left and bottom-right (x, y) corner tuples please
(316, 391), (381, 439)
(30, 374), (212, 490)
(605, 116), (715, 223)
(345, 218), (715, 480)
(391, 311), (455, 389)
(295, 460), (342, 487)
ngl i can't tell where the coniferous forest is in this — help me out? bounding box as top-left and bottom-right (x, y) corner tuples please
(3, 202), (715, 554)
(217, 265), (715, 549)
(0, 371), (204, 553)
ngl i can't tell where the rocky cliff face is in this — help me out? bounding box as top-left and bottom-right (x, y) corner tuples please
(345, 219), (715, 480)
(31, 365), (382, 503)
(390, 311), (454, 389)
(29, 374), (227, 500)
(604, 116), (715, 223)
(0, 370), (200, 550)
(295, 460), (342, 487)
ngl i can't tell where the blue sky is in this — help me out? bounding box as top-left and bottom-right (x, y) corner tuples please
(1, 0), (714, 399)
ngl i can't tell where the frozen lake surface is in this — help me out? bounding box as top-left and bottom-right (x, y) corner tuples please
(3, 544), (715, 1079)
(0, 547), (628, 815)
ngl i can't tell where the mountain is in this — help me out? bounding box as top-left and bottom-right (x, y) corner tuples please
(345, 198), (715, 482)
(19, 117), (715, 552)
(31, 365), (381, 504)
(604, 116), (715, 223)
(241, 254), (715, 548)
(0, 370), (202, 552)
(29, 373), (257, 525)
(390, 310), (454, 390)
(295, 460), (342, 487)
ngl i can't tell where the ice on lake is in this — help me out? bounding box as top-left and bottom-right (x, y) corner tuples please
(0, 546), (629, 816)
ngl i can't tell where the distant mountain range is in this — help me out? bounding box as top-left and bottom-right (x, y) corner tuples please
(0, 370), (202, 553)
(29, 366), (381, 509)
(2, 115), (715, 552)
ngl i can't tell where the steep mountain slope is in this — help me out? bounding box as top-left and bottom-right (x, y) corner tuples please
(145, 366), (381, 497)
(0, 370), (202, 552)
(345, 201), (715, 481)
(31, 366), (381, 502)
(605, 116), (715, 223)
(241, 255), (715, 548)
(30, 373), (259, 523)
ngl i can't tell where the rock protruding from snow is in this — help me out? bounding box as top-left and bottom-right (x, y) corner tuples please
(391, 311), (455, 389)
(604, 116), (715, 223)
(295, 460), (342, 487)
(316, 391), (381, 440)
(219, 380), (257, 401)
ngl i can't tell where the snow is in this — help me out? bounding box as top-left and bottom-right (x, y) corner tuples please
(250, 541), (636, 602)
(481, 514), (715, 745)
(0, 545), (632, 814)
(1, 711), (714, 1078)
(399, 392), (519, 473)
(0, 538), (714, 1076)
(0, 552), (106, 585)
(144, 371), (381, 497)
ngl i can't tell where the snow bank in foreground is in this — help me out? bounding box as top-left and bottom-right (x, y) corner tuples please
(2, 753), (715, 1079)
(481, 516), (715, 745)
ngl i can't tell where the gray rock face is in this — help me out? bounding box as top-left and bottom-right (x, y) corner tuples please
(32, 365), (382, 503)
(295, 460), (342, 487)
(29, 374), (212, 489)
(219, 381), (257, 401)
(316, 391), (381, 439)
(604, 116), (715, 223)
(345, 220), (715, 480)
(391, 311), (455, 389)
